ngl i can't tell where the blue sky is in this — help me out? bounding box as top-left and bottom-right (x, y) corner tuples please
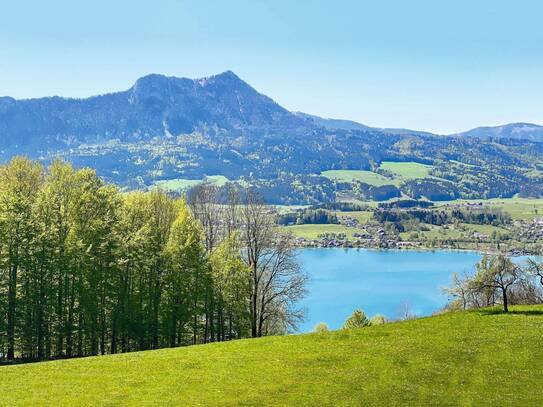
(1, 0), (542, 133)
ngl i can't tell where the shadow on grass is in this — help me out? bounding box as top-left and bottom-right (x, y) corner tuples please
(478, 308), (543, 316)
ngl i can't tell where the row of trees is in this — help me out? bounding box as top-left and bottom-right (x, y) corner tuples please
(445, 255), (543, 312)
(0, 158), (306, 362)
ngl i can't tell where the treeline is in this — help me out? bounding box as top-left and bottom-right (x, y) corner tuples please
(277, 209), (339, 226)
(310, 202), (370, 212)
(374, 207), (511, 227)
(0, 158), (306, 362)
(378, 199), (434, 209)
(353, 182), (401, 201)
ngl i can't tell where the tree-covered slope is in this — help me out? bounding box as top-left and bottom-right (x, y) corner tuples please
(2, 305), (542, 406)
(1, 71), (543, 202)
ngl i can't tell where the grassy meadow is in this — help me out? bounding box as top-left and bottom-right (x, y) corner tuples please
(2, 305), (543, 406)
(435, 197), (543, 221)
(282, 223), (358, 239)
(379, 161), (432, 179)
(321, 161), (432, 188)
(154, 175), (230, 192)
(321, 169), (396, 186)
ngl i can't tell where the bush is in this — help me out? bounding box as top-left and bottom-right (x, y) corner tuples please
(370, 315), (386, 325)
(313, 322), (329, 333)
(343, 310), (370, 329)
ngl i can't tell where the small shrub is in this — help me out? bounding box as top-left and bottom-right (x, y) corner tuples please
(343, 310), (370, 329)
(313, 322), (329, 333)
(370, 314), (386, 325)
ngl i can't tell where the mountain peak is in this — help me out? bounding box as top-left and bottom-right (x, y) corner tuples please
(454, 122), (543, 141)
(194, 70), (246, 88)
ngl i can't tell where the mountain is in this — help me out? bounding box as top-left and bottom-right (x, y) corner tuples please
(0, 71), (307, 154)
(453, 122), (543, 141)
(293, 111), (372, 131)
(0, 71), (542, 203)
(293, 111), (434, 137)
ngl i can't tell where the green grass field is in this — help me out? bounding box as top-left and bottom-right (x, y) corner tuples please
(282, 224), (358, 239)
(400, 223), (509, 242)
(436, 197), (543, 221)
(379, 161), (432, 178)
(321, 162), (432, 187)
(321, 170), (396, 186)
(334, 210), (373, 224)
(2, 306), (542, 405)
(154, 175), (230, 192)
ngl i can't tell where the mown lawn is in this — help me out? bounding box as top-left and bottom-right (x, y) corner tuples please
(1, 306), (543, 406)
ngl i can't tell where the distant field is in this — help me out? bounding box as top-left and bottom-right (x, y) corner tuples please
(155, 178), (201, 191)
(155, 175), (230, 191)
(274, 205), (311, 214)
(400, 223), (509, 241)
(334, 210), (373, 224)
(320, 162), (432, 189)
(436, 197), (543, 221)
(379, 161), (432, 178)
(282, 224), (358, 239)
(2, 306), (543, 405)
(321, 170), (396, 186)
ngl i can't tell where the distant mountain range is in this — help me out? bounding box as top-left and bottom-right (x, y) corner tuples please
(451, 122), (543, 141)
(1, 70), (542, 154)
(0, 71), (542, 203)
(294, 112), (543, 140)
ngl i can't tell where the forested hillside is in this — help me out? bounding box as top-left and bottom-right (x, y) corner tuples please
(1, 72), (543, 203)
(0, 158), (305, 362)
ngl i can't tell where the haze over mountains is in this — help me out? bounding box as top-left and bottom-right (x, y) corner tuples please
(0, 70), (542, 152)
(0, 71), (542, 203)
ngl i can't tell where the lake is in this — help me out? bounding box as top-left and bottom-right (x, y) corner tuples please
(297, 248), (485, 332)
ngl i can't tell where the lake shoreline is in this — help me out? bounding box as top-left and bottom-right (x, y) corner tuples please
(295, 244), (533, 258)
(296, 248), (485, 332)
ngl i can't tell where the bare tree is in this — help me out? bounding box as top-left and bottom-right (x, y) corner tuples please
(526, 258), (543, 288)
(396, 301), (416, 321)
(187, 183), (222, 254)
(472, 255), (521, 313)
(240, 189), (307, 337)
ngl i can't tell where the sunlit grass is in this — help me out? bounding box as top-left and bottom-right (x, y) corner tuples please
(379, 161), (432, 179)
(154, 175), (230, 191)
(282, 224), (358, 239)
(435, 197), (543, 220)
(2, 305), (543, 405)
(321, 170), (396, 186)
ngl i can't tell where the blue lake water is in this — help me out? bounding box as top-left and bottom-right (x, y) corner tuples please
(297, 248), (489, 332)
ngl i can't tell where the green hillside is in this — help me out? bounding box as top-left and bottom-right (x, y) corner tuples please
(321, 169), (396, 186)
(2, 306), (542, 406)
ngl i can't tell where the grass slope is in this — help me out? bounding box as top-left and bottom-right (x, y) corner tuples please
(154, 175), (230, 192)
(321, 170), (396, 186)
(379, 161), (432, 178)
(435, 197), (543, 221)
(2, 306), (543, 406)
(282, 224), (357, 239)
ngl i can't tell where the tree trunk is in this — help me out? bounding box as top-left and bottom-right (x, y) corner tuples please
(7, 264), (18, 360)
(502, 288), (509, 313)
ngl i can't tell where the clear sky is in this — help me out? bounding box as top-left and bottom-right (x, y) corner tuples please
(1, 0), (542, 134)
